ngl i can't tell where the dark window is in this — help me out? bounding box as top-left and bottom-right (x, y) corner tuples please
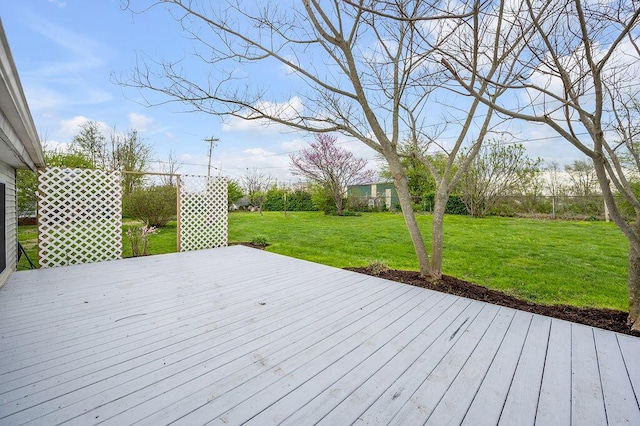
(1, 181), (5, 273)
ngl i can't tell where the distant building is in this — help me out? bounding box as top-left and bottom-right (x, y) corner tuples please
(0, 21), (45, 286)
(348, 182), (399, 211)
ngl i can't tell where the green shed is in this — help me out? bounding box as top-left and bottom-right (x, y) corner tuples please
(347, 182), (399, 210)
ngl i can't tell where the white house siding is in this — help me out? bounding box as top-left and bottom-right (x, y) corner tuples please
(0, 160), (16, 287)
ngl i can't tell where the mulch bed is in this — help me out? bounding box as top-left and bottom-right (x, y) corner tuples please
(346, 266), (640, 337)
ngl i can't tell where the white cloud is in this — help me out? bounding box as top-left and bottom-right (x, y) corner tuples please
(23, 86), (63, 110)
(281, 139), (308, 152)
(47, 0), (66, 7)
(242, 148), (273, 157)
(28, 19), (110, 78)
(221, 97), (305, 134)
(128, 112), (153, 132)
(17, 18), (114, 115)
(58, 116), (109, 138)
(281, 55), (301, 75)
(42, 139), (70, 153)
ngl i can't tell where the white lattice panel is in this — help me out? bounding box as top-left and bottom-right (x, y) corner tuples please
(179, 175), (228, 251)
(38, 167), (122, 268)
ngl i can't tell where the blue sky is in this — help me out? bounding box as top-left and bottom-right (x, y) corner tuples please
(1, 0), (364, 182)
(1, 0), (583, 183)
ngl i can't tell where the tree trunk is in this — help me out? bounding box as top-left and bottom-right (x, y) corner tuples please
(335, 190), (344, 216)
(629, 221), (640, 331)
(591, 152), (640, 330)
(430, 186), (448, 278)
(387, 155), (435, 279)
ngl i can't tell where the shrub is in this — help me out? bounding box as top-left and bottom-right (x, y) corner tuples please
(227, 180), (243, 209)
(368, 261), (390, 275)
(126, 225), (158, 257)
(262, 188), (317, 211)
(310, 186), (337, 214)
(250, 235), (268, 246)
(123, 185), (177, 227)
(287, 189), (316, 211)
(422, 193), (468, 215)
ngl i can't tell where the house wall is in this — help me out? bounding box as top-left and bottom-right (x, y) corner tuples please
(0, 160), (16, 288)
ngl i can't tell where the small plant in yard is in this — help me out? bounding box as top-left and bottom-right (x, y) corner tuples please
(368, 261), (390, 276)
(250, 235), (268, 247)
(126, 224), (158, 257)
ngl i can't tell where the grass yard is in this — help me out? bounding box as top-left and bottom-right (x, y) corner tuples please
(17, 211), (629, 311)
(121, 220), (178, 258)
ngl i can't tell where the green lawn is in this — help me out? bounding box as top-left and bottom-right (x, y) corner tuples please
(17, 211), (630, 311)
(121, 220), (178, 258)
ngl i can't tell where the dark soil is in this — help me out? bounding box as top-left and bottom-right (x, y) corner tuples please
(346, 266), (640, 337)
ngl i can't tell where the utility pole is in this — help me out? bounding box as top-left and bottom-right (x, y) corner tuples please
(204, 136), (220, 177)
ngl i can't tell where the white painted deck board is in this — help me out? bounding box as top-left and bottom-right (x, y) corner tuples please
(461, 310), (534, 426)
(1, 272), (374, 419)
(497, 314), (552, 425)
(594, 329), (640, 425)
(425, 306), (518, 425)
(535, 319), (573, 426)
(0, 245), (638, 425)
(281, 296), (473, 426)
(571, 324), (608, 425)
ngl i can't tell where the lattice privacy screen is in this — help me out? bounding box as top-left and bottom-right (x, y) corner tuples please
(38, 167), (122, 268)
(179, 175), (228, 251)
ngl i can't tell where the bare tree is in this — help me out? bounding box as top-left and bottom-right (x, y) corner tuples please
(290, 134), (374, 215)
(72, 120), (106, 168)
(242, 169), (273, 215)
(546, 161), (566, 219)
(159, 149), (183, 186)
(120, 0), (523, 279)
(564, 159), (599, 197)
(71, 123), (153, 196)
(441, 0), (640, 328)
(110, 129), (153, 196)
(460, 142), (542, 217)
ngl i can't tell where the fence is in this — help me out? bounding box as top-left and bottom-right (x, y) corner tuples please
(37, 167), (228, 268)
(347, 193), (611, 219)
(178, 175), (228, 251)
(38, 167), (122, 267)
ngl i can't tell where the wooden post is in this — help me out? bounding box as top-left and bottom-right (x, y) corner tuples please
(36, 168), (43, 265)
(176, 176), (182, 252)
(284, 188), (287, 217)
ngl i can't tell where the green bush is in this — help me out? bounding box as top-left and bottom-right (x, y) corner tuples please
(310, 186), (337, 214)
(123, 185), (177, 227)
(227, 180), (243, 209)
(287, 189), (316, 211)
(422, 193), (468, 215)
(250, 235), (268, 246)
(263, 188), (317, 211)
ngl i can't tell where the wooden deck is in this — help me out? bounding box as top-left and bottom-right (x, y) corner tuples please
(0, 245), (638, 425)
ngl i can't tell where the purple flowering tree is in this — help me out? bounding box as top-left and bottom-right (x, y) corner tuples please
(290, 134), (374, 216)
